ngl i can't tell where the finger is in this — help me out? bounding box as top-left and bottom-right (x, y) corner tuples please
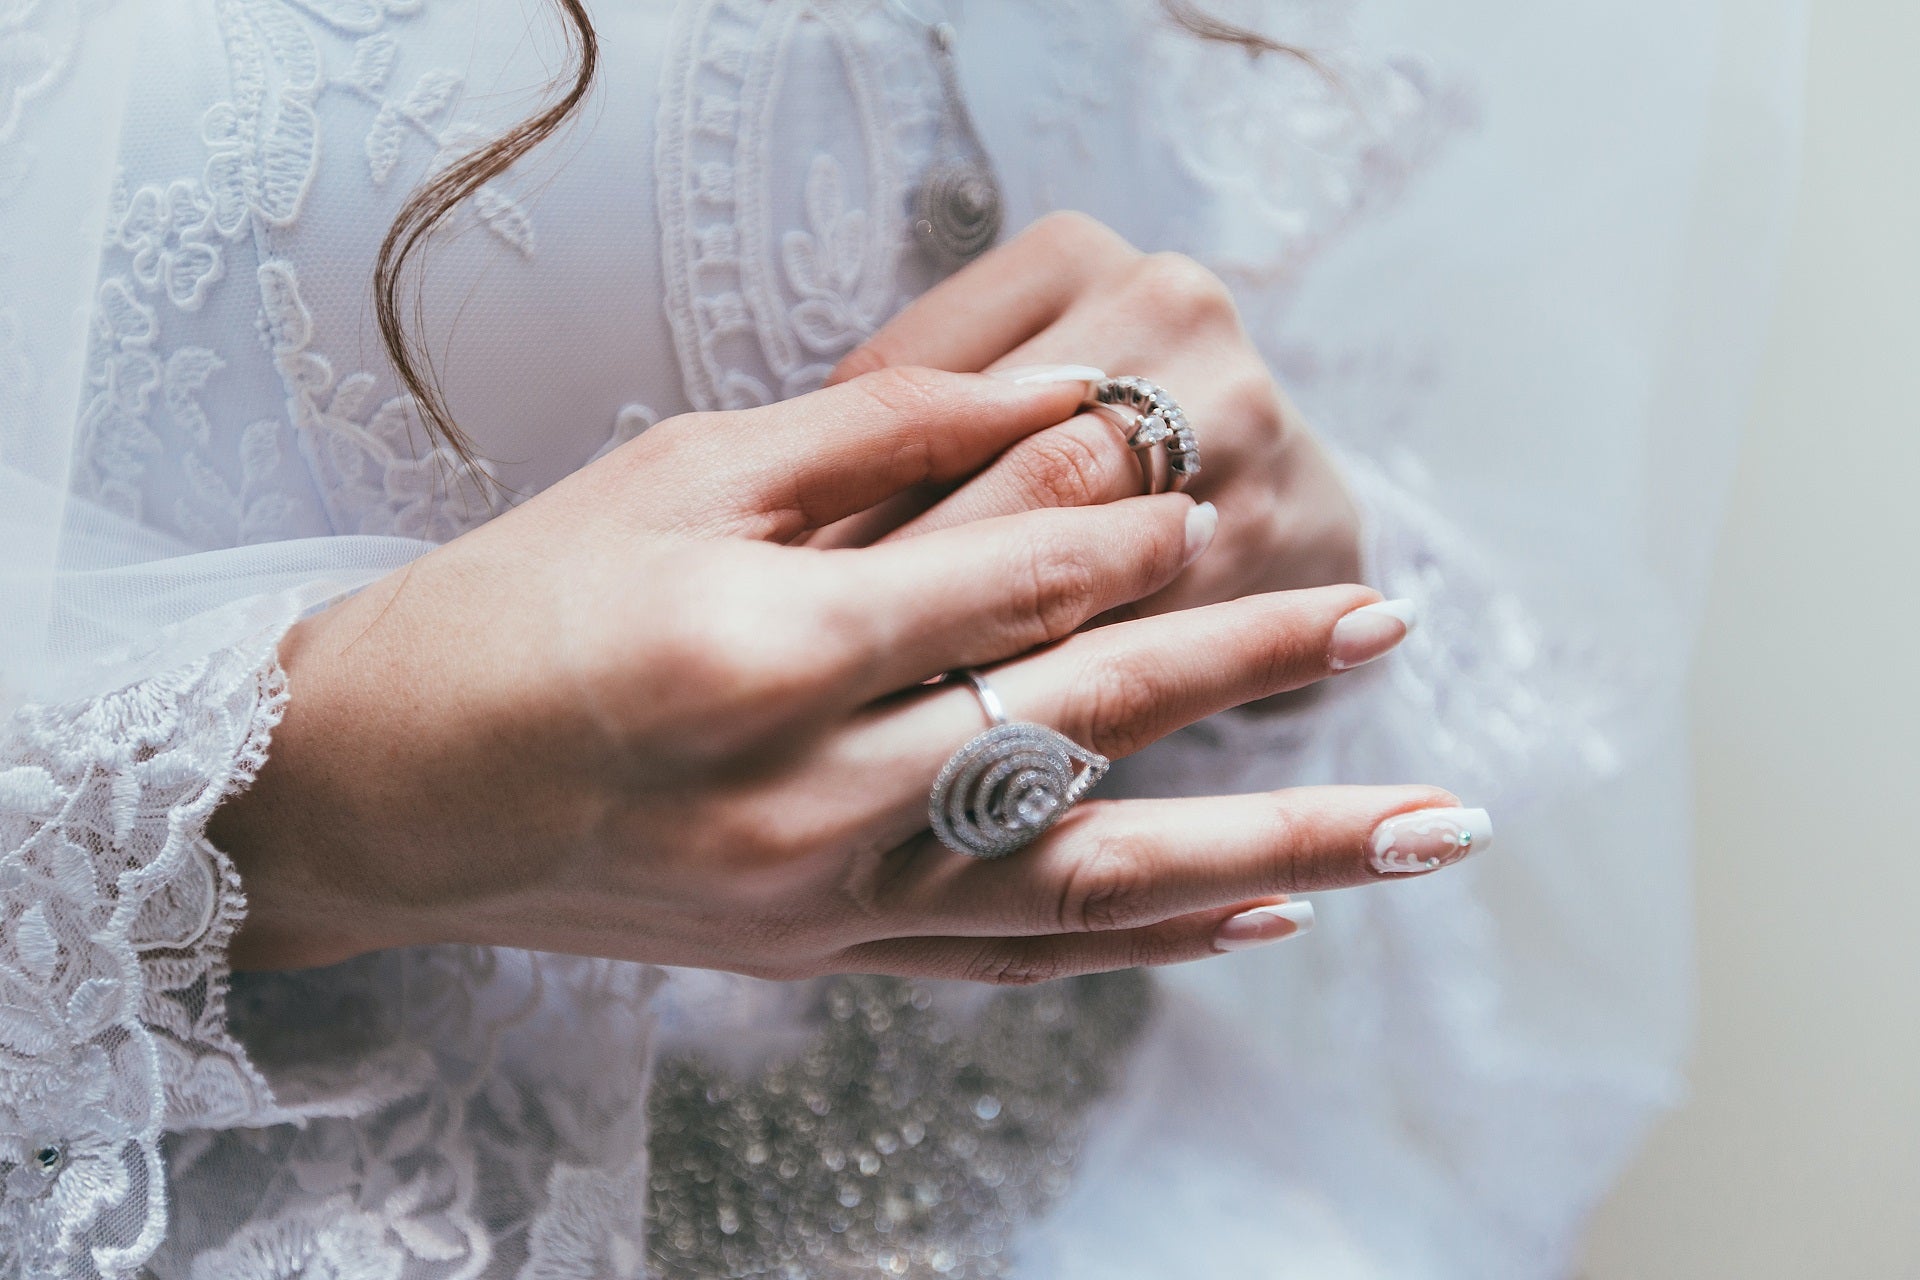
(833, 494), (1210, 700)
(871, 584), (1403, 768)
(879, 412), (1148, 541)
(827, 212), (1139, 383)
(826, 586), (1413, 852)
(858, 787), (1484, 943)
(828, 898), (1312, 986)
(642, 367), (1089, 540)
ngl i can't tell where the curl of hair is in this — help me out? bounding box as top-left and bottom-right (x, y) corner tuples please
(373, 1), (1301, 467)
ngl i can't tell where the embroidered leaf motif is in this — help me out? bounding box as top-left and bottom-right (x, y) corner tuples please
(257, 260), (315, 353)
(257, 93), (320, 225)
(402, 69), (462, 124)
(250, 0), (323, 93)
(0, 1005), (59, 1055)
(67, 979), (123, 1040)
(781, 229), (823, 297)
(829, 208), (866, 293)
(110, 765), (142, 846)
(183, 453), (241, 521)
(347, 33), (399, 92)
(164, 347), (224, 447)
(50, 839), (94, 900)
(473, 184), (533, 256)
(240, 417), (283, 482)
(96, 277), (157, 345)
(14, 906), (57, 980)
(329, 372), (379, 422)
(366, 103), (406, 185)
(286, 0), (390, 33)
(803, 155), (843, 248)
(0, 765), (62, 815)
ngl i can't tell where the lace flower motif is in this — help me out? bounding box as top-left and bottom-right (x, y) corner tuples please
(0, 634), (291, 1278)
(116, 180), (226, 312)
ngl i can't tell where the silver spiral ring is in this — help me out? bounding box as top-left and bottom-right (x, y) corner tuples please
(928, 670), (1109, 859)
(1088, 376), (1200, 494)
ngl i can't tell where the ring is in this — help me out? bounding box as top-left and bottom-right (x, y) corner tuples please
(1087, 375), (1200, 494)
(928, 669), (1110, 859)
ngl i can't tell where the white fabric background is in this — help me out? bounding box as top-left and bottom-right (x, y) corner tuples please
(0, 0), (1807, 1275)
(1586, 0), (1920, 1272)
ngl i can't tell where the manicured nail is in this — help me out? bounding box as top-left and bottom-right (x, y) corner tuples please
(989, 363), (1107, 386)
(1368, 807), (1493, 875)
(1328, 598), (1418, 670)
(1215, 901), (1315, 952)
(1183, 501), (1218, 568)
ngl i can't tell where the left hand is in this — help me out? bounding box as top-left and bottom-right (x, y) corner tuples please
(820, 211), (1364, 617)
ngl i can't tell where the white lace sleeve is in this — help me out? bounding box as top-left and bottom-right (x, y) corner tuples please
(0, 627), (293, 1277)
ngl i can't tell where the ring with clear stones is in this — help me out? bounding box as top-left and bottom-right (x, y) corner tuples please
(928, 669), (1109, 859)
(1086, 375), (1200, 495)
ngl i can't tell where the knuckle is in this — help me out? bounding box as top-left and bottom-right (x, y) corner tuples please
(1068, 653), (1166, 759)
(831, 343), (891, 384)
(965, 946), (1068, 988)
(1122, 929), (1195, 971)
(1255, 802), (1317, 893)
(1012, 530), (1103, 641)
(852, 364), (950, 423)
(1011, 423), (1131, 509)
(1133, 252), (1236, 325)
(1056, 834), (1156, 932)
(1025, 210), (1134, 260)
(657, 567), (855, 735)
(1217, 366), (1283, 434)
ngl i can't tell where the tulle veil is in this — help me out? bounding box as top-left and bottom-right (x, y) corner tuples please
(2, 0), (1802, 1273)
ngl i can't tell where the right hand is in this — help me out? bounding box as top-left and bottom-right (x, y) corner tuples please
(212, 367), (1470, 979)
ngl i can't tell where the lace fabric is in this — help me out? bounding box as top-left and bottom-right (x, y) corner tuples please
(0, 627), (289, 1275)
(0, 0), (1801, 1276)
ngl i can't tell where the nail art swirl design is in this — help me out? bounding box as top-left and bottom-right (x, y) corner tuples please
(1369, 807), (1494, 875)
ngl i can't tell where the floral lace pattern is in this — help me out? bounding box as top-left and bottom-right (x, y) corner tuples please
(0, 629), (289, 1277)
(0, 1), (1528, 1277)
(75, 0), (532, 551)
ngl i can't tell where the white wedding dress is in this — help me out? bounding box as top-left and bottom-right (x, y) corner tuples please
(0, 1), (1801, 1277)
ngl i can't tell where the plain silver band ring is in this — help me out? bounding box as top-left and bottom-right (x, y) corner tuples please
(958, 667), (1008, 727)
(928, 669), (1110, 859)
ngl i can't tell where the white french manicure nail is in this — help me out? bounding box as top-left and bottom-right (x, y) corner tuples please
(1328, 598), (1418, 671)
(1368, 807), (1493, 875)
(988, 363), (1107, 386)
(1183, 501), (1219, 568)
(1215, 901), (1315, 952)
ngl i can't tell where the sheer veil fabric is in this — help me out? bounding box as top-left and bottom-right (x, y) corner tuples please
(0, 0), (1799, 1276)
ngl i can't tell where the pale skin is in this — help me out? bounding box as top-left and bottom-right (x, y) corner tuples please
(214, 215), (1451, 980)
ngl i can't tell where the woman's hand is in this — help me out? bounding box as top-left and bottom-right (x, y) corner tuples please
(211, 367), (1474, 980)
(824, 212), (1364, 616)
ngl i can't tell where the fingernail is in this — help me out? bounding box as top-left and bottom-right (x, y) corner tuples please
(1183, 501), (1218, 568)
(1215, 900), (1315, 951)
(1328, 598), (1418, 670)
(1368, 807), (1493, 875)
(989, 363), (1107, 386)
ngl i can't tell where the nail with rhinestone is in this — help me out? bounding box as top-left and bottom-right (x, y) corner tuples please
(1368, 807), (1494, 875)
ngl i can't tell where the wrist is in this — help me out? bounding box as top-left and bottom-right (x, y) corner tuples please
(210, 611), (401, 970)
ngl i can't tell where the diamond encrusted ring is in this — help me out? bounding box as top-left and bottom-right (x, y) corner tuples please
(1087, 375), (1200, 494)
(928, 670), (1109, 859)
